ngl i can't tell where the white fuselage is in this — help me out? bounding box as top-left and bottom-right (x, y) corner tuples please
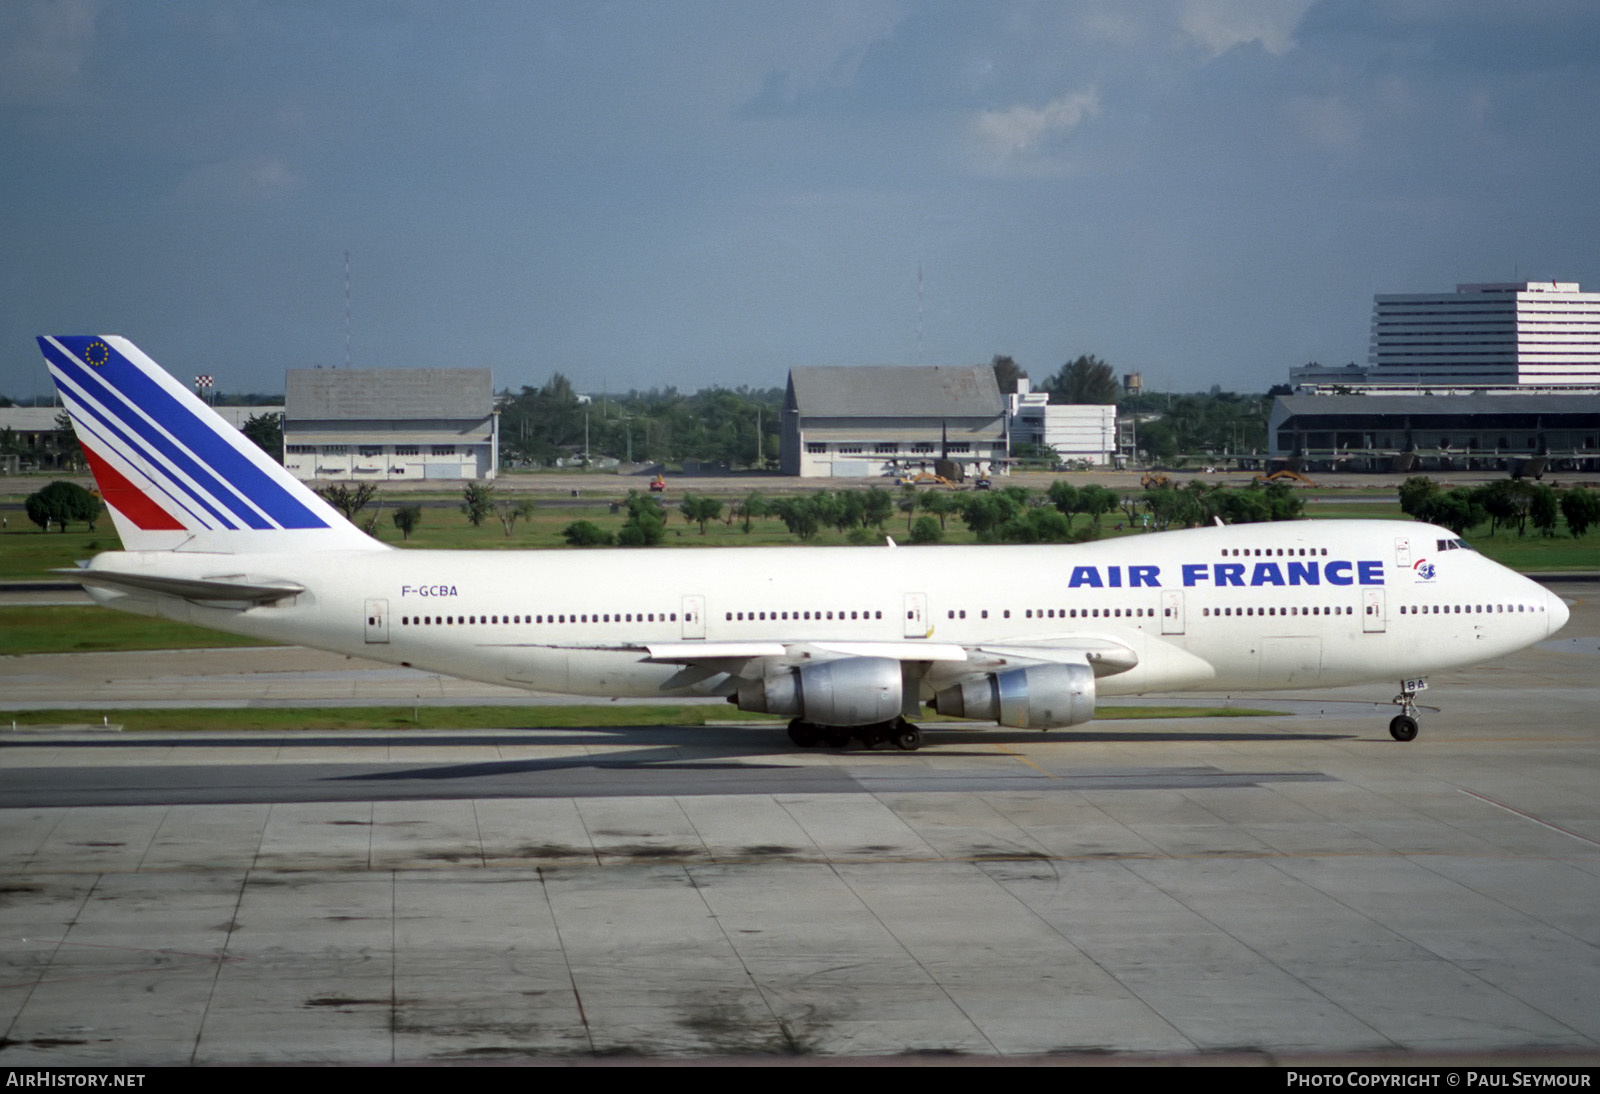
(81, 520), (1565, 714)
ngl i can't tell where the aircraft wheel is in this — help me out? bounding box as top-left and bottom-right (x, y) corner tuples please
(857, 724), (888, 750)
(787, 719), (820, 747)
(1388, 715), (1419, 742)
(893, 725), (922, 751)
(823, 726), (852, 749)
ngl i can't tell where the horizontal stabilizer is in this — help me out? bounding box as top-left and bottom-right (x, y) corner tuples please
(64, 568), (304, 605)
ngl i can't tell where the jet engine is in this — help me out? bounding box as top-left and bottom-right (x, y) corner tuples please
(735, 656), (903, 726)
(932, 662), (1095, 729)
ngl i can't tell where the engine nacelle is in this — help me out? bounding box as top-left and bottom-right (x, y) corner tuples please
(932, 662), (1095, 729)
(735, 656), (903, 726)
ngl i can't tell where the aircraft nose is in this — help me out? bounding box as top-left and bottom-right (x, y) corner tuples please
(1546, 587), (1570, 636)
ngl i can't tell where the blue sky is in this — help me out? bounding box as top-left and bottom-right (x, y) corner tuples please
(4, 1), (1599, 399)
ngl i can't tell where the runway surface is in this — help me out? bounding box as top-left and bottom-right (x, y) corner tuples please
(0, 584), (1597, 1064)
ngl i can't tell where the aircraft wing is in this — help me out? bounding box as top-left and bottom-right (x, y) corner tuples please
(967, 640), (1139, 677)
(640, 637), (1137, 678)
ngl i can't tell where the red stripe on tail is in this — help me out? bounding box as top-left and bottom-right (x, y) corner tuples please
(81, 445), (186, 531)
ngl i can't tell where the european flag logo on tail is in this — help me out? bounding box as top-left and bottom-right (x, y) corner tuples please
(36, 336), (387, 555)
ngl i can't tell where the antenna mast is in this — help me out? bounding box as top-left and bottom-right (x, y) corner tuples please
(343, 250), (352, 369)
(916, 262), (925, 365)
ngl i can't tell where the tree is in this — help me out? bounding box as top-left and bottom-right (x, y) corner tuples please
(617, 490), (666, 546)
(391, 505), (422, 541)
(1077, 484), (1121, 524)
(562, 520), (615, 546)
(1528, 483), (1560, 538)
(679, 493), (723, 534)
(897, 486), (919, 531)
(908, 515), (942, 544)
(771, 496), (821, 541)
(460, 482), (494, 527)
(495, 497), (537, 537)
(1414, 490), (1486, 536)
(316, 483), (380, 520)
(1045, 480), (1079, 526)
(1560, 487), (1600, 538)
(734, 490), (771, 534)
(24, 481), (100, 533)
(860, 486), (894, 530)
(918, 490), (961, 531)
(240, 412), (283, 463)
(958, 491), (1022, 539)
(1398, 477), (1440, 518)
(51, 410), (84, 470)
(1045, 355), (1119, 405)
(1476, 480), (1532, 536)
(990, 355), (1028, 395)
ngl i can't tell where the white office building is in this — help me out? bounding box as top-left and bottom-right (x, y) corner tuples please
(1006, 378), (1117, 465)
(1370, 281), (1600, 389)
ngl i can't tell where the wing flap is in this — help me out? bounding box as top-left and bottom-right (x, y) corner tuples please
(971, 640), (1139, 676)
(643, 642), (789, 661)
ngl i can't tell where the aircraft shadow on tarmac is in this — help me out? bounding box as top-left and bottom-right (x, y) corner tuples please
(0, 722), (1359, 766)
(1, 722), (1351, 807)
(307, 723), (1358, 784)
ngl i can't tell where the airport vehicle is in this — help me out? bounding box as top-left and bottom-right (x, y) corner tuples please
(37, 336), (1570, 750)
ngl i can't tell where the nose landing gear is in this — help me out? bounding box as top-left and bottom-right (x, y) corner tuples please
(1389, 679), (1426, 741)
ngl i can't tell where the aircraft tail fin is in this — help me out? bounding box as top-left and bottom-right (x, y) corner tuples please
(36, 336), (387, 554)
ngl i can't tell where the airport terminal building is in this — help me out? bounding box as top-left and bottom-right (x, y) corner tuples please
(282, 368), (498, 482)
(1268, 393), (1600, 472)
(1274, 281), (1600, 472)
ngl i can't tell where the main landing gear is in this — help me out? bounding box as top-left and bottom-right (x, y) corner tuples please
(787, 717), (923, 751)
(1389, 679), (1426, 742)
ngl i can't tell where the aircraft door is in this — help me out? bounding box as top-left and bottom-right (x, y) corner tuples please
(904, 593), (927, 638)
(1160, 590), (1185, 635)
(364, 598), (389, 644)
(1362, 588), (1386, 633)
(681, 595), (706, 639)
(1394, 537), (1412, 568)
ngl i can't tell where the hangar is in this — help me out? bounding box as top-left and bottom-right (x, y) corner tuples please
(780, 365), (1008, 478)
(282, 368), (497, 482)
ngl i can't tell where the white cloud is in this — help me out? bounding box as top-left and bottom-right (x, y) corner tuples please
(175, 155), (302, 204)
(969, 86), (1100, 176)
(1282, 95), (1362, 151)
(0, 0), (100, 105)
(1177, 0), (1310, 57)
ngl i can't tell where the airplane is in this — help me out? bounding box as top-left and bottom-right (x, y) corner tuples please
(36, 335), (1571, 750)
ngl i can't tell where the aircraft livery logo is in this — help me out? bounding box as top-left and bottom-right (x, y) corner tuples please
(84, 340), (110, 368)
(1413, 559), (1437, 581)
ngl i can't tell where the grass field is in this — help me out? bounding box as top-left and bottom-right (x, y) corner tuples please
(0, 605), (276, 655)
(0, 703), (1278, 733)
(7, 491), (1597, 582)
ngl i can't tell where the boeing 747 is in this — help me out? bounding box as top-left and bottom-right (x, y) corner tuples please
(36, 336), (1569, 750)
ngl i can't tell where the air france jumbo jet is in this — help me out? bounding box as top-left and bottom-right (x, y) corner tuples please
(36, 336), (1570, 750)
